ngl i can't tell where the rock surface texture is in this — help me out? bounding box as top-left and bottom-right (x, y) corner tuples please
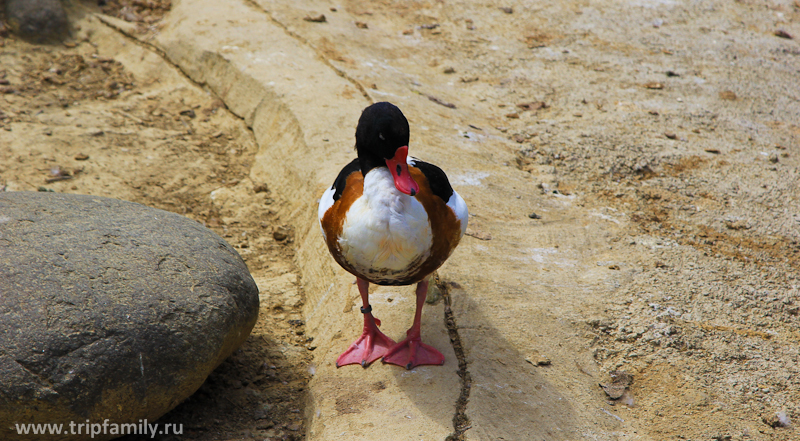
(0, 192), (258, 440)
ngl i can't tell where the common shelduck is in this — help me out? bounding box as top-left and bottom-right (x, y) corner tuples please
(318, 102), (468, 369)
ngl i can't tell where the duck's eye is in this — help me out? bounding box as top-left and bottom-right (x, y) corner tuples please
(379, 132), (385, 141)
(396, 164), (402, 176)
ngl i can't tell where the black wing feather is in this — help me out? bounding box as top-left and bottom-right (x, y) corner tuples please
(410, 159), (454, 202)
(331, 158), (361, 202)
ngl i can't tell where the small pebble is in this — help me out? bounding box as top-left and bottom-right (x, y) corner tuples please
(525, 352), (550, 366)
(763, 411), (792, 428)
(517, 101), (547, 111)
(600, 371), (633, 400)
(273, 226), (291, 241)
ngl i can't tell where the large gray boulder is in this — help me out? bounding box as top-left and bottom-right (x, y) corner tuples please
(5, 0), (69, 43)
(0, 192), (259, 440)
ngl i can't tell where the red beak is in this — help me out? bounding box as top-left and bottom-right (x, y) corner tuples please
(385, 146), (419, 196)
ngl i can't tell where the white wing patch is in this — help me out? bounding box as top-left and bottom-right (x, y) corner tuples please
(318, 185), (336, 240)
(448, 190), (469, 237)
(339, 168), (432, 274)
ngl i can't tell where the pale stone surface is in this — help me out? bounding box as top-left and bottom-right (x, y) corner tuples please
(150, 1), (613, 438)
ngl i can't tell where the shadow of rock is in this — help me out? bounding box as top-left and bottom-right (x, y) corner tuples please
(116, 332), (310, 441)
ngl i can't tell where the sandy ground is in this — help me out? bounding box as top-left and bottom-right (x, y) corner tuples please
(1, 2), (310, 439)
(2, 0), (800, 440)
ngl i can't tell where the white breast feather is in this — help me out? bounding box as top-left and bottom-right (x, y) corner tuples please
(339, 168), (432, 273)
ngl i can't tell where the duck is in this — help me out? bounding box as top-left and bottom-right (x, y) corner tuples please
(318, 102), (468, 370)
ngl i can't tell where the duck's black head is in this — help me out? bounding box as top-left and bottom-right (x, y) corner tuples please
(355, 102), (419, 196)
(356, 102), (409, 163)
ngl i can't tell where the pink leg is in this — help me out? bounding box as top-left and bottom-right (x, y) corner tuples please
(382, 279), (445, 369)
(336, 278), (396, 368)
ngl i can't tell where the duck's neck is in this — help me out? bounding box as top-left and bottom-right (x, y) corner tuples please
(358, 155), (386, 177)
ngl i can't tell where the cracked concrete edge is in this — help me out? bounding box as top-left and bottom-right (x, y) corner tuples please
(438, 278), (471, 441)
(91, 0), (463, 439)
